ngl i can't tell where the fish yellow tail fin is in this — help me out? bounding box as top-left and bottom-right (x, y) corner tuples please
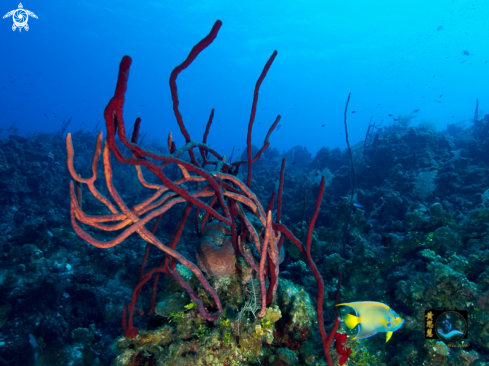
(345, 314), (359, 330)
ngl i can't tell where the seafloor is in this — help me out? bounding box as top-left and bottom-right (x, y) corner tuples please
(1, 113), (489, 365)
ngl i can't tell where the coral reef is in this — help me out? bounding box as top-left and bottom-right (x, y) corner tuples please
(2, 18), (489, 366)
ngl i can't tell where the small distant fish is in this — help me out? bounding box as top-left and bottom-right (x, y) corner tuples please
(292, 162), (296, 165)
(388, 114), (393, 116)
(353, 202), (364, 208)
(437, 25), (443, 31)
(277, 124), (281, 130)
(321, 124), (325, 127)
(336, 301), (404, 342)
(462, 50), (470, 56)
(413, 109), (420, 113)
(351, 111), (356, 113)
(315, 172), (319, 177)
(439, 95), (443, 97)
(43, 114), (47, 117)
(461, 60), (467, 64)
(141, 104), (145, 107)
(393, 118), (399, 121)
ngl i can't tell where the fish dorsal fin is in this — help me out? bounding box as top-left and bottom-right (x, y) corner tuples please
(386, 331), (393, 342)
(337, 301), (390, 315)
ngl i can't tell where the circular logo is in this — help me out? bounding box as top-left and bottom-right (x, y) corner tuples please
(435, 311), (468, 342)
(13, 9), (28, 28)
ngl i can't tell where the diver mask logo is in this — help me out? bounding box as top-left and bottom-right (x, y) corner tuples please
(2, 3), (38, 32)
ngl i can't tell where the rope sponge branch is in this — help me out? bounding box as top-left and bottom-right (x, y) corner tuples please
(170, 20), (222, 144)
(104, 55), (232, 225)
(66, 21), (342, 365)
(246, 50), (278, 187)
(304, 176), (340, 366)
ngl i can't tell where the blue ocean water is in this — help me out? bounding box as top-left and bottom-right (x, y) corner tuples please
(2, 0), (488, 154)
